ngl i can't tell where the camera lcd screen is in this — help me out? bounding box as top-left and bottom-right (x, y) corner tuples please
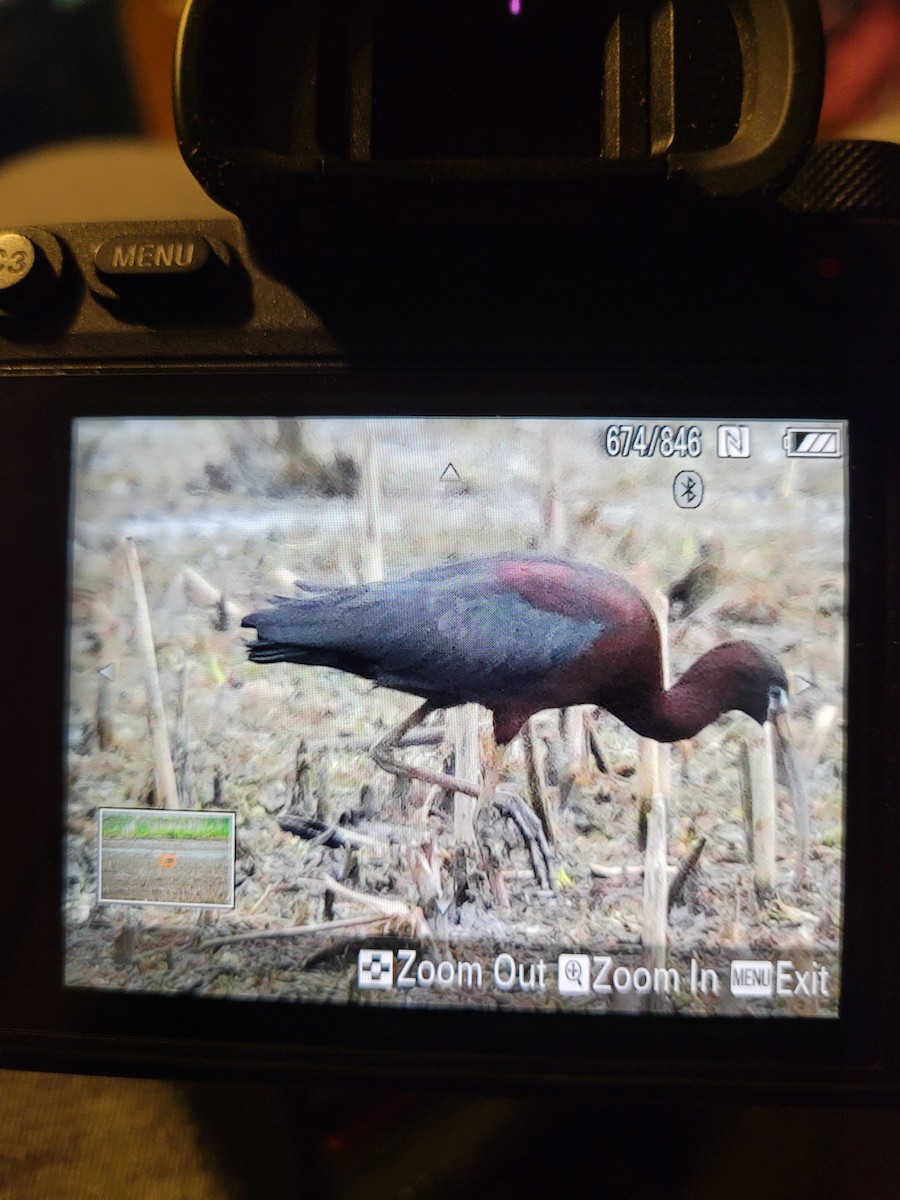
(65, 416), (847, 1018)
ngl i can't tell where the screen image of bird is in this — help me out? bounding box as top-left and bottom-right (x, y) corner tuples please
(65, 415), (846, 1016)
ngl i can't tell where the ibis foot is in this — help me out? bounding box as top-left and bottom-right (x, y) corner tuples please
(495, 789), (554, 891)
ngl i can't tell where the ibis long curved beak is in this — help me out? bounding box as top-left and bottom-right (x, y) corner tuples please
(768, 688), (810, 883)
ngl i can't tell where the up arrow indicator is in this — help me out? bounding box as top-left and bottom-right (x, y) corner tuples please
(440, 463), (461, 483)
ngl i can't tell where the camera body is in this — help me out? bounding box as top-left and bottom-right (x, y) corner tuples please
(2, 0), (900, 1098)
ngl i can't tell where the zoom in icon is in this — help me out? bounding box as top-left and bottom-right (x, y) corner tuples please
(557, 953), (590, 995)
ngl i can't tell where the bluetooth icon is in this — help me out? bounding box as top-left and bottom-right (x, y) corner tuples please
(673, 470), (704, 509)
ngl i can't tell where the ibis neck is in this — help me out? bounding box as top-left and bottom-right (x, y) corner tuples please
(608, 653), (742, 743)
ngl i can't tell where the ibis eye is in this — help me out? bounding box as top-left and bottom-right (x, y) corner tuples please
(767, 685), (789, 719)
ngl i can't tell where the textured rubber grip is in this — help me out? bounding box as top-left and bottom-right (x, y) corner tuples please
(780, 140), (900, 215)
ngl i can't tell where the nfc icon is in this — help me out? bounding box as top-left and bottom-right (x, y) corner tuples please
(717, 426), (751, 458)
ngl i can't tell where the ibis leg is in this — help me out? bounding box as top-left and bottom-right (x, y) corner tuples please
(477, 739), (506, 812)
(371, 702), (480, 797)
(484, 739), (554, 891)
(470, 740), (507, 899)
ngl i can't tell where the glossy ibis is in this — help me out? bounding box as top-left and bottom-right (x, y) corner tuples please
(243, 554), (807, 862)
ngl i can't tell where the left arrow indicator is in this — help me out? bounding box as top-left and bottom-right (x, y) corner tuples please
(98, 664), (116, 681)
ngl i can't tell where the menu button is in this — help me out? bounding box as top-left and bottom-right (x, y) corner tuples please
(95, 235), (211, 276)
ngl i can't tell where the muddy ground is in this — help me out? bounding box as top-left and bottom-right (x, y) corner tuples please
(99, 839), (233, 906)
(65, 417), (846, 1017)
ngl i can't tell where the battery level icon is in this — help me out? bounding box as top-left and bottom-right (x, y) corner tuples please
(782, 428), (842, 458)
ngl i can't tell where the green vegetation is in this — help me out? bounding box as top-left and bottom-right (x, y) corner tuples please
(101, 811), (232, 842)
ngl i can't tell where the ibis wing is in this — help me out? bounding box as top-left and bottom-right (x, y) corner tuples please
(381, 583), (604, 703)
(244, 573), (603, 705)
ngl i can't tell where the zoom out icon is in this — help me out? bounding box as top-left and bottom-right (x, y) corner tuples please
(357, 948), (394, 990)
